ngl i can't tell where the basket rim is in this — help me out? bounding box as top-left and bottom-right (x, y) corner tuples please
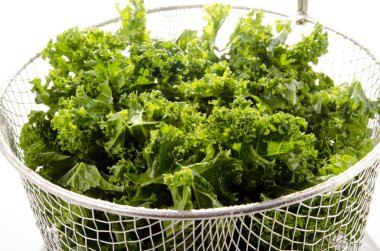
(1, 3), (380, 220)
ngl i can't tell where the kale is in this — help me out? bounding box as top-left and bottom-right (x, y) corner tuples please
(20, 0), (379, 216)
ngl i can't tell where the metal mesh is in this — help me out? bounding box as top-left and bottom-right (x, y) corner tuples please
(1, 5), (380, 251)
(21, 160), (380, 251)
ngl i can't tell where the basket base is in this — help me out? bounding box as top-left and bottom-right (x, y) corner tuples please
(34, 234), (379, 251)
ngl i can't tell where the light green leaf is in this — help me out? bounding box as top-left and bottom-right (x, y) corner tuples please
(267, 141), (295, 156)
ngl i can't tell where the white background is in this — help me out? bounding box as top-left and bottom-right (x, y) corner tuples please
(0, 0), (380, 250)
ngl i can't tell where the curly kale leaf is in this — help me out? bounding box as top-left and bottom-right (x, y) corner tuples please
(319, 154), (358, 176)
(36, 27), (129, 108)
(228, 11), (274, 79)
(58, 162), (123, 193)
(163, 150), (243, 209)
(116, 0), (150, 44)
(307, 80), (377, 160)
(19, 111), (57, 170)
(177, 61), (246, 113)
(163, 167), (194, 210)
(143, 124), (184, 181)
(127, 42), (186, 95)
(100, 95), (157, 158)
(201, 3), (231, 51)
(51, 107), (100, 160)
(19, 111), (78, 181)
(173, 4), (231, 82)
(101, 90), (204, 159)
(187, 150), (243, 206)
(204, 104), (318, 200)
(289, 23), (328, 66)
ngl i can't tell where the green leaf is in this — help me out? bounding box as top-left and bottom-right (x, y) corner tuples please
(143, 124), (184, 179)
(283, 80), (302, 106)
(188, 150), (243, 204)
(289, 23), (328, 65)
(163, 167), (194, 210)
(267, 141), (295, 156)
(191, 175), (223, 209)
(116, 0), (151, 43)
(311, 90), (330, 114)
(320, 155), (357, 176)
(72, 85), (114, 120)
(101, 110), (130, 157)
(176, 29), (198, 50)
(37, 152), (77, 180)
(58, 162), (123, 193)
(202, 3), (231, 48)
(267, 20), (291, 52)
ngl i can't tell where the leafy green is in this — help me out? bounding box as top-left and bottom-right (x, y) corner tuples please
(163, 167), (193, 210)
(58, 162), (124, 193)
(17, 1), (380, 249)
(116, 0), (150, 43)
(20, 0), (379, 213)
(188, 150), (243, 205)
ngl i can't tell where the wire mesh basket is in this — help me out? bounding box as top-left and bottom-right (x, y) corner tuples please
(1, 4), (380, 251)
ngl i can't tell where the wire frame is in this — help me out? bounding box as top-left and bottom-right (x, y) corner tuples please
(1, 5), (380, 251)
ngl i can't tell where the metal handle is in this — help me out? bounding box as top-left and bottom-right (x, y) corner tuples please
(298, 0), (309, 16)
(297, 0), (309, 24)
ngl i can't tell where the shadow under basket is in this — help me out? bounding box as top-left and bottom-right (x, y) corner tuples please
(1, 4), (380, 251)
